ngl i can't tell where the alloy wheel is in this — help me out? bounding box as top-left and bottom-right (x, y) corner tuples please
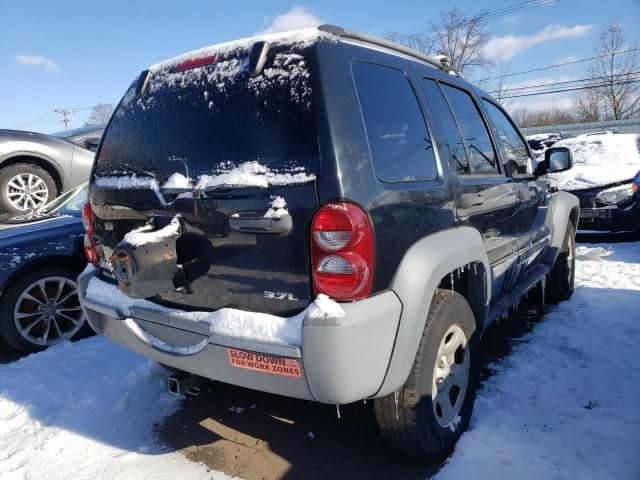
(13, 276), (84, 346)
(5, 173), (50, 211)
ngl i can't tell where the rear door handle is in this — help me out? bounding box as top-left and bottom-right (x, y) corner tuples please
(229, 214), (292, 234)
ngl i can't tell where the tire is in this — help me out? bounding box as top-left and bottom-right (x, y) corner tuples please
(0, 163), (57, 213)
(546, 223), (576, 304)
(0, 266), (90, 353)
(374, 290), (479, 460)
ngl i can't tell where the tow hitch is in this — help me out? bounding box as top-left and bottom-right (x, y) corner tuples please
(167, 372), (208, 396)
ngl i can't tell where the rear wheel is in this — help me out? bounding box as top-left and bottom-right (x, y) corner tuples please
(0, 163), (57, 213)
(546, 223), (575, 303)
(0, 266), (88, 353)
(374, 290), (479, 460)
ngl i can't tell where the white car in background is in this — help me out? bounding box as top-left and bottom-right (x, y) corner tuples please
(551, 132), (640, 234)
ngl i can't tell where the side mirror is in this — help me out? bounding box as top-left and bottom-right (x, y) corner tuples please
(84, 138), (100, 152)
(543, 146), (573, 174)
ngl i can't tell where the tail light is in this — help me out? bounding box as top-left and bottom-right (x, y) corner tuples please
(310, 202), (373, 301)
(82, 202), (99, 266)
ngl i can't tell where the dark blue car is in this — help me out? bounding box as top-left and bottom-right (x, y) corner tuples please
(0, 182), (89, 353)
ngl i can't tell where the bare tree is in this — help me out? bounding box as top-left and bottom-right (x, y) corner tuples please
(588, 23), (640, 120)
(479, 54), (512, 107)
(84, 103), (115, 126)
(510, 107), (575, 128)
(430, 8), (492, 77)
(383, 30), (435, 56)
(574, 86), (602, 122)
(384, 7), (492, 77)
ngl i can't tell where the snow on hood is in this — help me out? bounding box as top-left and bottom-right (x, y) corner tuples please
(553, 134), (640, 190)
(85, 276), (344, 350)
(148, 28), (336, 72)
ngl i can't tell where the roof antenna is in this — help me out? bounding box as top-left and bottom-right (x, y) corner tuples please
(248, 41), (270, 77)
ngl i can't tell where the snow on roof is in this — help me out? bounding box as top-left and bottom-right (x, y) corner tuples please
(149, 28), (336, 72)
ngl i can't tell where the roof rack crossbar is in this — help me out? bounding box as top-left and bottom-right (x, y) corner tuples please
(319, 24), (457, 75)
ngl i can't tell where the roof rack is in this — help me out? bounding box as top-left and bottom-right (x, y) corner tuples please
(318, 24), (458, 75)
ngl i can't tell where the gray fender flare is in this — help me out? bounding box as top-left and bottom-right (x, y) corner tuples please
(543, 191), (580, 264)
(375, 226), (491, 397)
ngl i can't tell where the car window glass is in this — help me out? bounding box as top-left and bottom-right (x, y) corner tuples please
(422, 79), (469, 175)
(353, 62), (438, 182)
(440, 84), (498, 174)
(483, 100), (532, 174)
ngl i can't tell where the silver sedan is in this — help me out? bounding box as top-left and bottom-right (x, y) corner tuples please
(0, 125), (103, 212)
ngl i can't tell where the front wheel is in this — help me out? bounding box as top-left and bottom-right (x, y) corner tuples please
(374, 290), (479, 460)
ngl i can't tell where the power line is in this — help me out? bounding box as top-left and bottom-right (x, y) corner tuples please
(479, 47), (640, 81)
(11, 111), (59, 129)
(400, 0), (559, 37)
(501, 78), (640, 98)
(12, 106), (93, 131)
(488, 71), (640, 95)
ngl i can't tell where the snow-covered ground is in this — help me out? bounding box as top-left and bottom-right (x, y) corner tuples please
(0, 243), (638, 479)
(0, 339), (227, 480)
(438, 242), (640, 479)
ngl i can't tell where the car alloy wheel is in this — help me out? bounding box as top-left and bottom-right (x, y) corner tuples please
(432, 324), (470, 428)
(5, 173), (50, 211)
(13, 276), (84, 346)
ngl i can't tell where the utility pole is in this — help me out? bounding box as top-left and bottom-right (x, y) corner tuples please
(54, 108), (75, 130)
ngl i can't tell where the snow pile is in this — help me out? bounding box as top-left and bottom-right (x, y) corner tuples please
(553, 134), (640, 190)
(194, 161), (315, 189)
(0, 338), (225, 480)
(264, 196), (288, 219)
(162, 172), (191, 189)
(85, 275), (343, 347)
(575, 245), (614, 260)
(437, 242), (640, 480)
(123, 215), (181, 247)
(306, 294), (346, 321)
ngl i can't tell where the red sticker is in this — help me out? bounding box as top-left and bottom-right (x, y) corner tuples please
(227, 348), (302, 378)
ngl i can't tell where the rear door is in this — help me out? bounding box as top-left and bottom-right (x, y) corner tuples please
(420, 78), (519, 297)
(481, 99), (550, 272)
(90, 43), (320, 316)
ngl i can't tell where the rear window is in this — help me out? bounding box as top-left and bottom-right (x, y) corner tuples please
(94, 45), (319, 184)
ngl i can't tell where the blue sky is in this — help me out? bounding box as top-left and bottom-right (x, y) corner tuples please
(1, 0), (638, 132)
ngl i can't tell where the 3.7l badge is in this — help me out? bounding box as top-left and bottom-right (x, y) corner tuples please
(263, 291), (298, 301)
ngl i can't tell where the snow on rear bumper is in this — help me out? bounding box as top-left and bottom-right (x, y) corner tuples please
(78, 266), (402, 404)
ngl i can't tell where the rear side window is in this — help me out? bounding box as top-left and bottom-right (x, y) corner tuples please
(352, 62), (438, 182)
(440, 84), (498, 175)
(483, 100), (532, 174)
(422, 79), (469, 175)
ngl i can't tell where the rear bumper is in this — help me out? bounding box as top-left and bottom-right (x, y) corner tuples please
(78, 266), (402, 404)
(577, 202), (640, 232)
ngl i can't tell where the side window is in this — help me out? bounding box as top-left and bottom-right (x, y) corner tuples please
(483, 100), (532, 174)
(440, 84), (498, 175)
(352, 62), (438, 182)
(422, 79), (470, 175)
